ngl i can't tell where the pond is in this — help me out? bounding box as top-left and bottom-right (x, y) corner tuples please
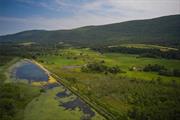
(12, 61), (49, 83)
(11, 60), (97, 120)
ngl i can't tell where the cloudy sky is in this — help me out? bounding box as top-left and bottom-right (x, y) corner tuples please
(0, 0), (180, 35)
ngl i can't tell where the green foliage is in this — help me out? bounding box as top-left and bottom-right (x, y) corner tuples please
(81, 62), (122, 74)
(0, 43), (60, 59)
(0, 44), (179, 120)
(0, 56), (13, 66)
(64, 75), (180, 120)
(40, 89), (45, 93)
(0, 83), (40, 120)
(159, 69), (180, 77)
(38, 48), (180, 120)
(96, 46), (180, 60)
(66, 77), (77, 84)
(143, 64), (166, 72)
(119, 44), (178, 51)
(0, 98), (16, 119)
(0, 84), (20, 120)
(143, 64), (180, 77)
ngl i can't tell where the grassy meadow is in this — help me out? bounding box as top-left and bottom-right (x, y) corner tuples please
(36, 48), (180, 119)
(38, 48), (180, 83)
(0, 47), (179, 120)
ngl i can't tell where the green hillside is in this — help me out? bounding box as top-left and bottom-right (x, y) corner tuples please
(0, 15), (180, 48)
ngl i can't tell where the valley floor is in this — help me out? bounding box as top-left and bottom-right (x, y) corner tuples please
(0, 48), (180, 120)
(36, 48), (180, 119)
(1, 58), (105, 120)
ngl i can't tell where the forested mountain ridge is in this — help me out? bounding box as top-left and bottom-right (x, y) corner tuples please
(0, 14), (180, 48)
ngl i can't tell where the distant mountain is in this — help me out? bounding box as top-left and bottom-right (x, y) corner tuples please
(0, 15), (180, 48)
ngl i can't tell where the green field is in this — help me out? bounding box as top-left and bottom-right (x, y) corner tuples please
(1, 48), (180, 120)
(38, 48), (180, 83)
(36, 48), (180, 119)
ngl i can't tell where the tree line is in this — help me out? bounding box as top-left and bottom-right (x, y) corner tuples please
(143, 64), (180, 77)
(93, 46), (180, 60)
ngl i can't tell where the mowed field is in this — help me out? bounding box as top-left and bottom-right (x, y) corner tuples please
(37, 48), (180, 119)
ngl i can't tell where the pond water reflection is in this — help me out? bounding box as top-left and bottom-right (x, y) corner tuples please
(13, 61), (49, 82)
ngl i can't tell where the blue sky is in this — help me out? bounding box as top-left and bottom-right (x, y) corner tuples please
(0, 0), (180, 35)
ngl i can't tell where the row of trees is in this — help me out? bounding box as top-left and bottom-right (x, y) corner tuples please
(143, 64), (180, 77)
(94, 46), (180, 59)
(0, 42), (61, 59)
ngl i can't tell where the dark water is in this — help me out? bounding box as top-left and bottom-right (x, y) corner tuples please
(43, 83), (60, 89)
(14, 61), (49, 82)
(61, 98), (95, 119)
(56, 89), (72, 98)
(56, 89), (95, 120)
(13, 61), (96, 119)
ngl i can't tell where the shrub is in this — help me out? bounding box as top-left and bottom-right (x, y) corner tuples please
(81, 62), (123, 74)
(143, 64), (180, 77)
(143, 64), (166, 72)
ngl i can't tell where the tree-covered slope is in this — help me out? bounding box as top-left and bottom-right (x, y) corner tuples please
(0, 15), (180, 48)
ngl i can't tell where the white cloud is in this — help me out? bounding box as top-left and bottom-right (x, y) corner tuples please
(1, 0), (180, 35)
(106, 0), (180, 16)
